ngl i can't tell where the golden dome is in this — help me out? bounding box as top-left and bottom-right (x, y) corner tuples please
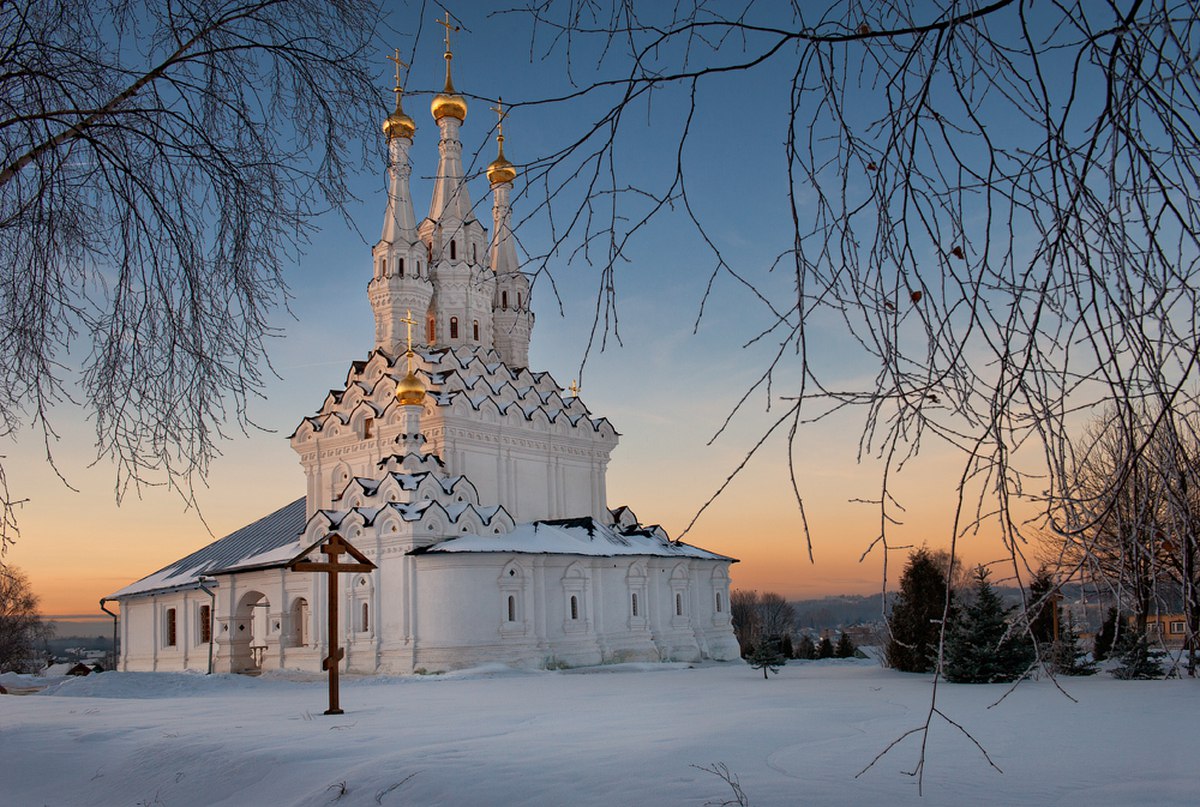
(384, 106), (416, 140)
(395, 369), (426, 407)
(431, 51), (467, 122)
(487, 139), (516, 185)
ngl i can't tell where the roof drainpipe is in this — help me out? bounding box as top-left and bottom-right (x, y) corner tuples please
(99, 598), (119, 672)
(197, 577), (217, 675)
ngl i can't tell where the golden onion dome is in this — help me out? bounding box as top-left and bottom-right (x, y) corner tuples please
(431, 89), (467, 122)
(383, 106), (416, 140)
(395, 369), (426, 407)
(487, 139), (516, 185)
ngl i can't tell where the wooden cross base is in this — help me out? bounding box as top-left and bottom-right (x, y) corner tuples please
(288, 533), (376, 716)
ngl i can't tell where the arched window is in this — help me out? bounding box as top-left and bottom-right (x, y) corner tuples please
(473, 320), (479, 341)
(427, 317), (435, 343)
(398, 258), (405, 277)
(379, 258), (386, 276)
(472, 243), (477, 262)
(517, 292), (523, 308)
(360, 602), (369, 633)
(715, 592), (723, 613)
(417, 260), (421, 275)
(290, 598), (309, 647)
(570, 595), (579, 620)
(631, 593), (639, 617)
(450, 317), (459, 339)
(675, 593), (683, 617)
(507, 595), (516, 623)
(502, 290), (509, 309)
(450, 240), (457, 260)
(164, 608), (177, 647)
(198, 604), (212, 645)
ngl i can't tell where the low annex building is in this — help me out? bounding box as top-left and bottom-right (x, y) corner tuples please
(108, 38), (740, 674)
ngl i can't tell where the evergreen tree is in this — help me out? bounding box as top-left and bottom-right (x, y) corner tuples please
(817, 635), (834, 659)
(834, 632), (856, 658)
(748, 641), (787, 679)
(1111, 629), (1164, 679)
(794, 634), (816, 660)
(1050, 615), (1097, 676)
(887, 547), (951, 672)
(779, 633), (794, 660)
(943, 567), (1035, 683)
(1093, 607), (1119, 661)
(1028, 568), (1058, 647)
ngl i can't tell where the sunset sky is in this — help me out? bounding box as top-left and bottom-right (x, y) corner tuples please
(7, 3), (1030, 620)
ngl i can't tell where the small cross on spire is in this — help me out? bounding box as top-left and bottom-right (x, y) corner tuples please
(387, 48), (409, 94)
(436, 11), (460, 55)
(400, 308), (418, 371)
(491, 97), (508, 138)
(568, 379), (580, 398)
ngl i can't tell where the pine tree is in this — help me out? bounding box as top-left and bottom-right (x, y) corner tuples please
(748, 641), (787, 679)
(794, 634), (816, 660)
(887, 547), (951, 672)
(779, 633), (794, 660)
(1093, 607), (1118, 661)
(1050, 615), (1097, 676)
(1111, 629), (1164, 679)
(834, 632), (856, 658)
(817, 635), (834, 659)
(943, 566), (1035, 683)
(1028, 568), (1058, 647)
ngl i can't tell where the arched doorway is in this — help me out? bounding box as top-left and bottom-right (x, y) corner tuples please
(231, 590), (270, 673)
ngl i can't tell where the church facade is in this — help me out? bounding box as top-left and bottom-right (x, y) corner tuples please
(108, 42), (740, 675)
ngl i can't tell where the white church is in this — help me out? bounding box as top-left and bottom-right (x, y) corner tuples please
(108, 40), (740, 675)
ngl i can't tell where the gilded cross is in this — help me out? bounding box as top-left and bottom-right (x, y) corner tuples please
(491, 97), (508, 137)
(386, 48), (409, 94)
(399, 308), (418, 371)
(436, 11), (460, 53)
(569, 379), (580, 398)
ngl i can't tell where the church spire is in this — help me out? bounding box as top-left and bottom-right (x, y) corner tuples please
(381, 49), (418, 245)
(426, 12), (474, 225)
(489, 100), (533, 367)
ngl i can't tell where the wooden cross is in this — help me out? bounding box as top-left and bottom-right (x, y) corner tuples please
(288, 533), (376, 715)
(436, 11), (460, 53)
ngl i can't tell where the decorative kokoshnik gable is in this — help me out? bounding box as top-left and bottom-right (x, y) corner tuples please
(107, 23), (740, 675)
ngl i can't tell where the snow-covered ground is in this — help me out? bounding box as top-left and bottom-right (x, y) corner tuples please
(1, 659), (1196, 806)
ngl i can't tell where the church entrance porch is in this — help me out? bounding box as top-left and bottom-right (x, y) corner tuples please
(230, 590), (272, 674)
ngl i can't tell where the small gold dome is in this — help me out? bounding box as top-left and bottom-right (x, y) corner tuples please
(395, 370), (426, 407)
(384, 108), (416, 140)
(431, 91), (467, 122)
(487, 151), (516, 185)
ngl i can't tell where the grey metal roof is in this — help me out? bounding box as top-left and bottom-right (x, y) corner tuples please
(108, 498), (306, 599)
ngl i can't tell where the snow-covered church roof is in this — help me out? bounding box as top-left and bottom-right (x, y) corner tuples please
(414, 517), (736, 561)
(107, 498), (306, 599)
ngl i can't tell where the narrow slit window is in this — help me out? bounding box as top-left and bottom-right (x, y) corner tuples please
(165, 608), (177, 647)
(507, 595), (516, 623)
(398, 258), (405, 277)
(631, 593), (639, 617)
(450, 317), (459, 339)
(473, 320), (479, 341)
(450, 240), (457, 260)
(428, 318), (436, 342)
(570, 595), (579, 620)
(199, 605), (211, 644)
(517, 293), (523, 308)
(361, 602), (369, 633)
(502, 290), (509, 309)
(380, 258), (386, 276)
(715, 592), (723, 613)
(675, 593), (683, 616)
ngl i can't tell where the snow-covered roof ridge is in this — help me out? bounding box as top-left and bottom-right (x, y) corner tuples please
(108, 498), (307, 600)
(414, 516), (737, 562)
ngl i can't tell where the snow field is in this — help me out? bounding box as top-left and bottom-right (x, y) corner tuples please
(1, 659), (1196, 806)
